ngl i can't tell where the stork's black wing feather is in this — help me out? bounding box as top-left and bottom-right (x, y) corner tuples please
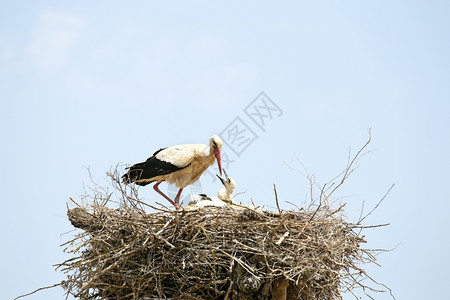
(122, 148), (188, 186)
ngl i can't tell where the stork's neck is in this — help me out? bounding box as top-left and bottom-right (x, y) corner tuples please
(227, 186), (235, 197)
(218, 186), (234, 202)
(200, 144), (214, 157)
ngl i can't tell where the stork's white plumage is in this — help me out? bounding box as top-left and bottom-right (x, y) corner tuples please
(188, 169), (236, 207)
(122, 135), (223, 209)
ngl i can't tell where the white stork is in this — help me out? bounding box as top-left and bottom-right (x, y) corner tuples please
(122, 135), (223, 209)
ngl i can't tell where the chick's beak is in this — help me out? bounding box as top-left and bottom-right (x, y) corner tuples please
(223, 168), (229, 180)
(216, 174), (226, 186)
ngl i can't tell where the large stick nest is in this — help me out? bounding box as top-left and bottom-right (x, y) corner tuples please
(63, 202), (363, 300)
(59, 186), (388, 299)
(57, 134), (392, 299)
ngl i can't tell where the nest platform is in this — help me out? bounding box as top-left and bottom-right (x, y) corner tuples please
(59, 200), (373, 300)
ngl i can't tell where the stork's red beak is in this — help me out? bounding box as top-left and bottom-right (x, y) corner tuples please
(213, 148), (222, 176)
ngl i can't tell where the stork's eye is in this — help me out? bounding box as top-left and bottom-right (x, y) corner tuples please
(212, 141), (218, 149)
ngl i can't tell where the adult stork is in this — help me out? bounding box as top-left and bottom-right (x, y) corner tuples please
(122, 135), (223, 209)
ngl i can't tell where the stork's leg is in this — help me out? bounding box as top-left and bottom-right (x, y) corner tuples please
(153, 181), (179, 209)
(174, 188), (184, 208)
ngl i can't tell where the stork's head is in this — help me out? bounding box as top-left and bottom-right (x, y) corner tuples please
(216, 169), (236, 194)
(210, 135), (223, 176)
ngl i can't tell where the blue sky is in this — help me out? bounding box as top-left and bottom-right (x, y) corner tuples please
(1, 1), (449, 299)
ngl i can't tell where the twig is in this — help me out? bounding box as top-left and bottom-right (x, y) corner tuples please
(153, 233), (176, 249)
(156, 216), (176, 235)
(275, 231), (290, 245)
(285, 201), (301, 210)
(358, 183), (395, 224)
(273, 184), (281, 215)
(215, 248), (258, 279)
(13, 282), (63, 300)
(224, 279), (234, 300)
(327, 129), (372, 199)
(68, 197), (81, 208)
(350, 223), (390, 229)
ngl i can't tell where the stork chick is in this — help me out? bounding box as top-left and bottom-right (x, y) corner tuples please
(187, 169), (236, 208)
(216, 169), (236, 203)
